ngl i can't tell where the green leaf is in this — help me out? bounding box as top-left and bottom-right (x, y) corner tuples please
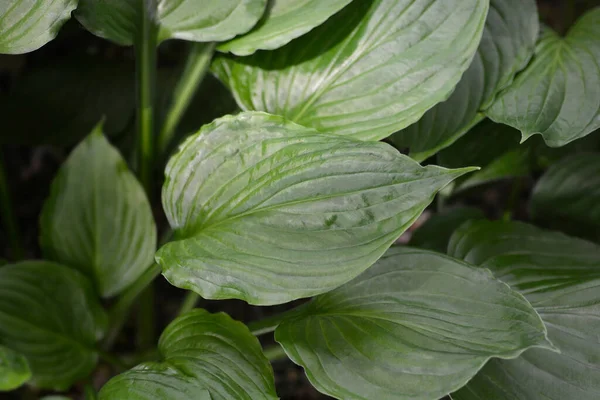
(275, 246), (551, 400)
(212, 0), (489, 141)
(75, 0), (267, 46)
(0, 0), (77, 54)
(157, 112), (474, 305)
(390, 0), (539, 161)
(0, 261), (107, 390)
(486, 8), (600, 147)
(410, 207), (484, 252)
(40, 125), (157, 298)
(531, 153), (600, 242)
(0, 346), (31, 391)
(217, 0), (354, 56)
(99, 309), (277, 400)
(449, 220), (600, 400)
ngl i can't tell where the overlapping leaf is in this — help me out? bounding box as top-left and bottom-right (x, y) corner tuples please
(391, 0), (538, 161)
(0, 0), (77, 54)
(217, 0), (354, 56)
(486, 8), (600, 146)
(212, 0), (489, 141)
(40, 126), (156, 298)
(0, 346), (30, 391)
(99, 309), (276, 400)
(0, 262), (107, 390)
(449, 220), (600, 400)
(275, 247), (551, 400)
(157, 112), (473, 305)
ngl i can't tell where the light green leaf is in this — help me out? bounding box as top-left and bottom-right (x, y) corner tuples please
(75, 0), (267, 46)
(99, 309), (277, 400)
(217, 0), (354, 56)
(0, 0), (77, 54)
(0, 345), (31, 391)
(275, 247), (551, 400)
(449, 220), (600, 400)
(0, 262), (107, 390)
(410, 207), (484, 253)
(40, 125), (156, 298)
(391, 0), (538, 161)
(212, 0), (489, 141)
(531, 153), (600, 242)
(157, 112), (474, 305)
(486, 8), (600, 147)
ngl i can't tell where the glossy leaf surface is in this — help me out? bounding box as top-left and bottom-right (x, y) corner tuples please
(99, 309), (276, 400)
(275, 247), (551, 400)
(213, 0), (489, 141)
(0, 262), (107, 390)
(391, 0), (538, 161)
(41, 126), (156, 298)
(76, 0), (267, 46)
(218, 0), (354, 56)
(486, 8), (600, 146)
(450, 220), (600, 400)
(0, 0), (77, 54)
(0, 346), (30, 391)
(157, 112), (473, 305)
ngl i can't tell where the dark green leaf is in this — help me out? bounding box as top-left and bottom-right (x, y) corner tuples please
(449, 220), (600, 400)
(157, 112), (474, 305)
(217, 0), (354, 56)
(0, 346), (31, 391)
(212, 0), (489, 141)
(391, 0), (538, 161)
(486, 8), (600, 147)
(99, 309), (276, 400)
(275, 247), (551, 400)
(0, 262), (107, 390)
(0, 0), (77, 54)
(40, 125), (156, 298)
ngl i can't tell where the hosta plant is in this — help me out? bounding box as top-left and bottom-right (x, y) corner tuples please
(0, 0), (599, 399)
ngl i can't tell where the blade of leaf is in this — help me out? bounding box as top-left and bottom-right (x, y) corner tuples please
(0, 345), (31, 391)
(275, 247), (552, 400)
(212, 0), (489, 141)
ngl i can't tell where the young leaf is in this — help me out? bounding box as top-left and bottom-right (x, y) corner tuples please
(212, 0), (489, 141)
(75, 0), (268, 46)
(449, 220), (600, 400)
(486, 8), (600, 147)
(157, 112), (474, 305)
(0, 262), (107, 390)
(531, 153), (600, 241)
(40, 125), (157, 298)
(0, 0), (77, 54)
(0, 346), (31, 391)
(99, 309), (277, 400)
(275, 247), (551, 400)
(217, 0), (354, 56)
(390, 0), (539, 161)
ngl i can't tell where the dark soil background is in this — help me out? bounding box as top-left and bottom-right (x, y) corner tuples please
(0, 1), (597, 399)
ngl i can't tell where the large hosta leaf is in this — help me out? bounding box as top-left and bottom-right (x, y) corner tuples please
(0, 262), (107, 390)
(217, 0), (354, 56)
(275, 247), (551, 400)
(157, 112), (473, 305)
(99, 309), (276, 400)
(449, 220), (600, 400)
(531, 153), (600, 242)
(76, 0), (267, 46)
(0, 346), (31, 391)
(212, 0), (489, 141)
(40, 125), (156, 298)
(391, 0), (538, 161)
(486, 8), (600, 147)
(0, 0), (77, 54)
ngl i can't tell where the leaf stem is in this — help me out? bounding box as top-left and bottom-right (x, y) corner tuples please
(262, 344), (288, 362)
(503, 177), (523, 222)
(157, 42), (215, 156)
(0, 150), (24, 260)
(98, 350), (129, 371)
(247, 307), (304, 336)
(177, 291), (200, 316)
